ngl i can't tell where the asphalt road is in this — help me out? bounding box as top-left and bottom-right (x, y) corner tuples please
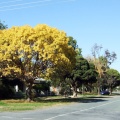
(0, 95), (120, 120)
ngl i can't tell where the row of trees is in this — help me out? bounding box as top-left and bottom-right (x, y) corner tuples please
(51, 38), (120, 97)
(0, 21), (120, 101)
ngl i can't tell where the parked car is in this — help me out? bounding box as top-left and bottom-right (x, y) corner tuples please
(100, 90), (110, 95)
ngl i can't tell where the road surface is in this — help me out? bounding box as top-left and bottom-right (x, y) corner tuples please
(0, 95), (120, 120)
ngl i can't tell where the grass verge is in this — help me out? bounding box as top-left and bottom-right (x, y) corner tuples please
(0, 95), (111, 112)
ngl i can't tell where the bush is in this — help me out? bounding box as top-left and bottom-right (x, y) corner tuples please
(0, 84), (15, 99)
(14, 90), (26, 99)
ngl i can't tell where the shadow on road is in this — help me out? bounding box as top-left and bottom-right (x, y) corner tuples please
(35, 96), (108, 103)
(111, 92), (120, 96)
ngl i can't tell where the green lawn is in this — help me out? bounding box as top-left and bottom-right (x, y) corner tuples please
(0, 96), (79, 111)
(0, 100), (64, 111)
(0, 95), (109, 112)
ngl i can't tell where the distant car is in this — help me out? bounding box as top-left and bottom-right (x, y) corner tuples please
(100, 90), (110, 95)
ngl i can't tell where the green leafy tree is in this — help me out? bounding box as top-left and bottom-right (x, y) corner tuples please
(65, 55), (97, 97)
(81, 62), (98, 94)
(72, 56), (90, 96)
(62, 38), (97, 97)
(104, 69), (120, 94)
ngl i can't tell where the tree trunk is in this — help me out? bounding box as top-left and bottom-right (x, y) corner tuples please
(26, 83), (33, 102)
(82, 83), (84, 95)
(109, 85), (112, 95)
(72, 86), (77, 97)
(97, 86), (100, 95)
(97, 79), (100, 95)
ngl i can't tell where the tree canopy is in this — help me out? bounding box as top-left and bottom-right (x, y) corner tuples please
(104, 68), (120, 94)
(0, 23), (119, 99)
(0, 24), (76, 78)
(0, 24), (76, 100)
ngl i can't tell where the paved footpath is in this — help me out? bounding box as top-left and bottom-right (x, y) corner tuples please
(0, 95), (120, 120)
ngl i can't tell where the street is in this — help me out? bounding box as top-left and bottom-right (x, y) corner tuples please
(0, 95), (120, 120)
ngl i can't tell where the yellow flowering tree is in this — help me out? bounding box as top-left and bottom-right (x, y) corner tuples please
(0, 24), (76, 101)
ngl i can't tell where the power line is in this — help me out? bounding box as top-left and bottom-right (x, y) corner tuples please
(0, 0), (76, 12)
(0, 3), (48, 11)
(0, 0), (23, 5)
(0, 0), (51, 9)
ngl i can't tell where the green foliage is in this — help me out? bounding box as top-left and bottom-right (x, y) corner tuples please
(106, 69), (120, 79)
(33, 81), (50, 91)
(68, 36), (82, 56)
(103, 68), (120, 94)
(88, 62), (98, 82)
(14, 90), (25, 99)
(105, 68), (120, 86)
(59, 84), (71, 96)
(0, 20), (7, 30)
(68, 36), (77, 50)
(72, 56), (95, 81)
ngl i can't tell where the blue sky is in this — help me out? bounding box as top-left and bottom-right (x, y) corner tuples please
(0, 0), (120, 72)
